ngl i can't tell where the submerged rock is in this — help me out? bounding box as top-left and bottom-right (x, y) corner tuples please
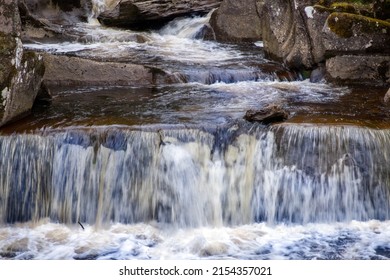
(98, 0), (223, 29)
(244, 104), (289, 124)
(208, 0), (263, 43)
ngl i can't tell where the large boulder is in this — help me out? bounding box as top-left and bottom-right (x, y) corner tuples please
(98, 0), (223, 28)
(326, 55), (390, 86)
(1, 0), (44, 127)
(42, 54), (178, 86)
(208, 0), (263, 43)
(260, 0), (317, 69)
(323, 12), (390, 55)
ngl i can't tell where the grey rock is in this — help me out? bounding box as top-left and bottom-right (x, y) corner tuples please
(208, 0), (263, 43)
(1, 0), (45, 127)
(260, 0), (317, 69)
(41, 54), (180, 87)
(0, 0), (22, 36)
(326, 55), (390, 86)
(310, 63), (326, 83)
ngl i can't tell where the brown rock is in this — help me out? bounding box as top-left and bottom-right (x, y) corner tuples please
(244, 104), (289, 124)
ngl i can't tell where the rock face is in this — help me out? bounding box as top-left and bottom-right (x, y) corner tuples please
(0, 0), (44, 127)
(42, 54), (177, 87)
(98, 0), (223, 28)
(208, 0), (263, 43)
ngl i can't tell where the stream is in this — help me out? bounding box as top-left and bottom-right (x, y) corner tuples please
(0, 5), (390, 260)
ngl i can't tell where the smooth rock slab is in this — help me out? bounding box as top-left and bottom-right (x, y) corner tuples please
(42, 54), (173, 87)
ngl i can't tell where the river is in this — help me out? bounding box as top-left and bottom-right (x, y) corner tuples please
(0, 4), (389, 260)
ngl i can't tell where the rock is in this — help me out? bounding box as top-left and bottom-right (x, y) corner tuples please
(0, 0), (22, 36)
(326, 55), (390, 86)
(260, 0), (318, 69)
(310, 63), (326, 83)
(41, 54), (177, 86)
(208, 0), (263, 43)
(323, 12), (390, 55)
(244, 104), (289, 124)
(98, 0), (222, 28)
(1, 0), (45, 127)
(384, 88), (390, 103)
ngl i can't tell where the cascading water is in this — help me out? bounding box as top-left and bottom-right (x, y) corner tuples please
(2, 12), (390, 260)
(1, 126), (389, 227)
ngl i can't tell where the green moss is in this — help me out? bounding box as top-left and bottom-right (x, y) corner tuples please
(327, 12), (390, 38)
(314, 4), (333, 13)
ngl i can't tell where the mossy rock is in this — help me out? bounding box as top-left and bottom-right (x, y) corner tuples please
(316, 0), (390, 19)
(327, 12), (390, 38)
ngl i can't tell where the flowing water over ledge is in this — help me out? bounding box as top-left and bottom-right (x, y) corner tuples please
(1, 12), (390, 260)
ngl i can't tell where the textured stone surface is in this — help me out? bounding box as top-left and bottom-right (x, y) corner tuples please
(0, 0), (45, 127)
(208, 0), (263, 43)
(42, 54), (156, 86)
(323, 12), (390, 55)
(260, 0), (317, 69)
(326, 55), (390, 86)
(0, 0), (22, 36)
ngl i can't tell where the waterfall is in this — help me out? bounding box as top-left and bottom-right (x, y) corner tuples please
(1, 125), (389, 227)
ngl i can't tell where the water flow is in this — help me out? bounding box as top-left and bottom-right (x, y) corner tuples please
(1, 125), (389, 227)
